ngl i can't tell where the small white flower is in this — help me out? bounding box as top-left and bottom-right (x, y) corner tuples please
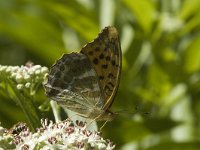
(41, 67), (49, 73)
(15, 74), (23, 83)
(28, 69), (34, 75)
(35, 70), (41, 75)
(97, 142), (106, 149)
(160, 13), (183, 33)
(24, 74), (31, 80)
(25, 82), (31, 88)
(0, 126), (5, 135)
(0, 66), (7, 72)
(11, 66), (20, 72)
(10, 72), (17, 78)
(17, 84), (24, 90)
(32, 65), (42, 71)
(5, 66), (12, 73)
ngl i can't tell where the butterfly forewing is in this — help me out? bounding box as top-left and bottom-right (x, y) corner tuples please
(45, 52), (104, 114)
(81, 26), (122, 110)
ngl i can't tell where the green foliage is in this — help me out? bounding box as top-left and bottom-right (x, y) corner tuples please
(1, 0), (200, 149)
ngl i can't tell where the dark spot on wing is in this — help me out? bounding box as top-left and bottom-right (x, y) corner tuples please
(105, 85), (112, 95)
(60, 83), (67, 89)
(102, 64), (108, 69)
(99, 53), (104, 59)
(93, 58), (99, 64)
(95, 47), (100, 51)
(47, 89), (59, 97)
(108, 73), (115, 79)
(105, 56), (111, 61)
(59, 64), (65, 71)
(111, 60), (116, 66)
(55, 71), (61, 78)
(99, 76), (104, 80)
(108, 82), (114, 88)
(56, 61), (62, 65)
(52, 80), (61, 87)
(88, 51), (93, 56)
(114, 46), (118, 54)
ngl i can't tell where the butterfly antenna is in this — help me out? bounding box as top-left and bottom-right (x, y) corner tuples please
(115, 109), (136, 115)
(115, 108), (151, 118)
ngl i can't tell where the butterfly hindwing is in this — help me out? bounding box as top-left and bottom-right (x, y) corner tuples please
(81, 26), (122, 110)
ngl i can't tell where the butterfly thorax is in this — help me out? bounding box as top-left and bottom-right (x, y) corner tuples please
(87, 109), (118, 121)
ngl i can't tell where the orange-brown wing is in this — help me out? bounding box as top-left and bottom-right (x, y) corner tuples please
(80, 26), (122, 110)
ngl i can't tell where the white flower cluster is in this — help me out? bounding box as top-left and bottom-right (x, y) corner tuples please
(0, 64), (49, 94)
(160, 12), (184, 33)
(10, 119), (115, 150)
(0, 126), (15, 149)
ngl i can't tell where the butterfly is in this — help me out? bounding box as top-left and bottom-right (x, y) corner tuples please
(44, 26), (122, 121)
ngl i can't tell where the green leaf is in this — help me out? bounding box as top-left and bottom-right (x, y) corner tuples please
(123, 0), (156, 34)
(182, 36), (200, 73)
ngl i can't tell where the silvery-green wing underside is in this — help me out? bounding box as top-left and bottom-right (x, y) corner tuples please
(44, 52), (103, 116)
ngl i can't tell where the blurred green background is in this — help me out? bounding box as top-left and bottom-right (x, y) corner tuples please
(1, 0), (200, 149)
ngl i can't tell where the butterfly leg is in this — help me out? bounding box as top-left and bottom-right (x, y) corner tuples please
(100, 121), (108, 131)
(86, 112), (102, 129)
(86, 112), (108, 130)
(86, 119), (95, 129)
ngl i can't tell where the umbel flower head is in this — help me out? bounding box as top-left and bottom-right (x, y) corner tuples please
(0, 62), (49, 95)
(0, 63), (49, 131)
(4, 119), (115, 150)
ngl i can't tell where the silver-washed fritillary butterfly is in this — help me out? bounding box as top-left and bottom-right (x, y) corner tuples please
(44, 26), (122, 121)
